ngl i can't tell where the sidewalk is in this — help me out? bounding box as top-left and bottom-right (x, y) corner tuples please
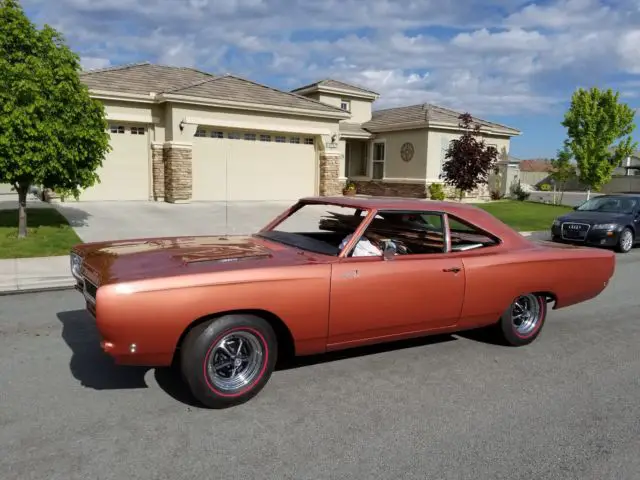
(0, 230), (551, 295)
(0, 256), (75, 295)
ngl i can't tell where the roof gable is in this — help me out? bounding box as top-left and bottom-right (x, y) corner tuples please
(291, 78), (379, 98)
(362, 103), (520, 136)
(80, 62), (213, 95)
(167, 74), (346, 114)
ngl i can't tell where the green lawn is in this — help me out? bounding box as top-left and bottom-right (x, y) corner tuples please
(474, 200), (572, 232)
(0, 208), (82, 259)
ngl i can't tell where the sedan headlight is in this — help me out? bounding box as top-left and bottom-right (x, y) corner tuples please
(592, 223), (618, 231)
(552, 219), (561, 227)
(70, 252), (83, 279)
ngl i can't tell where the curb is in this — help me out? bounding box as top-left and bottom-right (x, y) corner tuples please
(0, 283), (76, 296)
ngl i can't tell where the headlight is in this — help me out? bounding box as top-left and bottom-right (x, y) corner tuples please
(592, 223), (618, 230)
(552, 219), (561, 227)
(70, 252), (83, 279)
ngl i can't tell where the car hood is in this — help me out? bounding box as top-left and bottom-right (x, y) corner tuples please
(558, 211), (631, 224)
(72, 235), (294, 285)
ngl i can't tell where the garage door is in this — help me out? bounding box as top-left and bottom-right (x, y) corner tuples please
(192, 129), (317, 201)
(78, 124), (150, 201)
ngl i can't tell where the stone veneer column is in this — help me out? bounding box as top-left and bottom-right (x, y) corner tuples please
(163, 142), (192, 203)
(151, 143), (165, 201)
(319, 152), (342, 196)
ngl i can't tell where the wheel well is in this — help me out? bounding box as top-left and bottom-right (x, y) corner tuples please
(533, 291), (557, 309)
(171, 309), (296, 366)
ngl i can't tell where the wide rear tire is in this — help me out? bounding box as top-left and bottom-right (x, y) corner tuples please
(180, 314), (278, 409)
(497, 293), (547, 346)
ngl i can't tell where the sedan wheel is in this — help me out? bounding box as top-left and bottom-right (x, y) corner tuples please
(615, 227), (634, 253)
(497, 293), (547, 346)
(180, 314), (278, 409)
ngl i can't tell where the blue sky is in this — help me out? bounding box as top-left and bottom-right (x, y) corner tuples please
(20, 0), (640, 159)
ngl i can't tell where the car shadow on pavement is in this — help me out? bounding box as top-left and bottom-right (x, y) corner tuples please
(57, 309), (150, 390)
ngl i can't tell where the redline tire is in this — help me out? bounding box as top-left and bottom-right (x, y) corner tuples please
(497, 293), (547, 346)
(180, 314), (278, 409)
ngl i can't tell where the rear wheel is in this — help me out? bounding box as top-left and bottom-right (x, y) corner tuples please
(180, 314), (278, 409)
(615, 227), (634, 253)
(497, 293), (547, 346)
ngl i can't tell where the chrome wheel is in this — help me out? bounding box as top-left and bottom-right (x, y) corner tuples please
(511, 294), (542, 336)
(620, 229), (633, 252)
(206, 331), (265, 392)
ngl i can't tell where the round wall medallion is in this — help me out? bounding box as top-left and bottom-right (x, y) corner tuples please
(401, 142), (414, 162)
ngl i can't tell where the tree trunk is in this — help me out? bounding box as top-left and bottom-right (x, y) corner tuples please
(16, 182), (29, 239)
(586, 188), (591, 201)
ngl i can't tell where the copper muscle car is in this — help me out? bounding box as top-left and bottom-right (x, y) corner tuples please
(69, 197), (616, 409)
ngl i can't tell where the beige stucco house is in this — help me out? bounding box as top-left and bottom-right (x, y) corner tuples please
(56, 62), (521, 202)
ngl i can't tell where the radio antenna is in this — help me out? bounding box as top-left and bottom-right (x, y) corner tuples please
(224, 145), (229, 236)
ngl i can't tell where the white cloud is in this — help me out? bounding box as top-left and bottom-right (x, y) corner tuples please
(19, 0), (640, 117)
(80, 56), (111, 71)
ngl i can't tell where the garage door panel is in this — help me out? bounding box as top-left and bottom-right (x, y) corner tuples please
(79, 126), (150, 201)
(192, 138), (228, 201)
(192, 135), (317, 202)
(227, 141), (315, 201)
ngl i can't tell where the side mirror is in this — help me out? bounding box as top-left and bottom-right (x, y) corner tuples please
(573, 206), (578, 210)
(382, 241), (396, 260)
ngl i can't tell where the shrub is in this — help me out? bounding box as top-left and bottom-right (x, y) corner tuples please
(428, 183), (446, 200)
(510, 181), (530, 201)
(490, 189), (504, 200)
(539, 183), (551, 191)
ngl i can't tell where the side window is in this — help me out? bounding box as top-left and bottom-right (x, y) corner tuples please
(447, 215), (499, 251)
(355, 210), (446, 256)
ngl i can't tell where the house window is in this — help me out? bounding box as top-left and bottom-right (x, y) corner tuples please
(372, 141), (385, 180)
(244, 133), (256, 141)
(340, 99), (351, 111)
(260, 134), (271, 142)
(228, 132), (241, 139)
(194, 129), (207, 137)
(109, 125), (125, 134)
(304, 137), (314, 145)
(211, 131), (223, 138)
(275, 136), (286, 143)
(131, 126), (145, 135)
(290, 137), (300, 144)
(346, 141), (368, 177)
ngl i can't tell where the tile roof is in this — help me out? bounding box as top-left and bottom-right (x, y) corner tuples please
(519, 159), (554, 172)
(339, 122), (373, 137)
(362, 103), (521, 135)
(292, 78), (379, 96)
(80, 62), (212, 95)
(167, 75), (346, 114)
(81, 63), (345, 114)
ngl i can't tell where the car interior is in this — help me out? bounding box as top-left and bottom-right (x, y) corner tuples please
(288, 208), (499, 256)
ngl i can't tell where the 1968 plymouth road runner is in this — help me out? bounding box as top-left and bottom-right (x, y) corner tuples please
(70, 197), (615, 408)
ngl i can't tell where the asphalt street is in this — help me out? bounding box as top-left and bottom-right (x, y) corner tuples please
(2, 250), (640, 480)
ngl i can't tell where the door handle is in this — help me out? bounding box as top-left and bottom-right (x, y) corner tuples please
(442, 267), (461, 273)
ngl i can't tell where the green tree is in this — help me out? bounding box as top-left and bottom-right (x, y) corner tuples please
(441, 113), (499, 201)
(0, 0), (110, 237)
(561, 87), (637, 200)
(549, 147), (576, 204)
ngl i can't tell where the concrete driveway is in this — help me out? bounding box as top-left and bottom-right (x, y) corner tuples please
(53, 200), (302, 243)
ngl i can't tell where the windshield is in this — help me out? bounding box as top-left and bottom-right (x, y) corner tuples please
(256, 203), (369, 255)
(576, 196), (638, 214)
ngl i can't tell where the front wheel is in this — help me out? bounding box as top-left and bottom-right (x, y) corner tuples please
(496, 293), (547, 346)
(180, 314), (278, 409)
(615, 227), (634, 253)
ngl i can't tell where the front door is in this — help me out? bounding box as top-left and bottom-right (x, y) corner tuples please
(327, 255), (466, 349)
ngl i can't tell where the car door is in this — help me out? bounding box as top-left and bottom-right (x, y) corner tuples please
(326, 210), (466, 349)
